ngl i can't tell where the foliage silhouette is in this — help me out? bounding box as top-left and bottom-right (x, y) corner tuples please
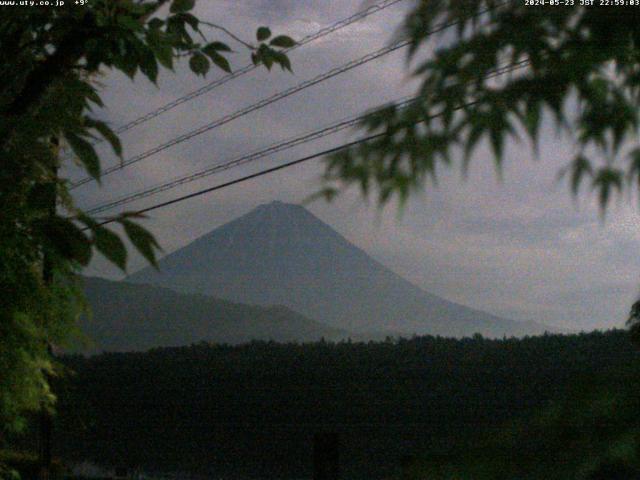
(0, 0), (294, 436)
(323, 1), (640, 210)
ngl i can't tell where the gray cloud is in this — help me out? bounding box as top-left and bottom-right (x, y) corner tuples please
(74, 0), (640, 333)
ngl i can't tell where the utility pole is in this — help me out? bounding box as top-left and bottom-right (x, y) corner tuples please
(39, 136), (59, 480)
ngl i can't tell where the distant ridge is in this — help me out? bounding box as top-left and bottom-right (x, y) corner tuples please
(128, 201), (553, 338)
(81, 276), (347, 352)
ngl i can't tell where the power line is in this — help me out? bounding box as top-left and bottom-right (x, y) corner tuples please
(60, 0), (407, 166)
(84, 100), (414, 215)
(71, 39), (411, 190)
(108, 0), (408, 137)
(92, 135), (385, 227)
(71, 4), (504, 191)
(86, 59), (531, 228)
(85, 60), (529, 216)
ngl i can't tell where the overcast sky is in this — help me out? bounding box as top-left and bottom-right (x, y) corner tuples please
(70, 0), (640, 332)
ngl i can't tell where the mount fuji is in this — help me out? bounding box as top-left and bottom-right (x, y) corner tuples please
(127, 201), (551, 338)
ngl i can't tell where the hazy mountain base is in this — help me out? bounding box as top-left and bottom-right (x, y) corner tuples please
(80, 277), (539, 353)
(49, 330), (638, 479)
(128, 201), (553, 337)
(80, 276), (347, 352)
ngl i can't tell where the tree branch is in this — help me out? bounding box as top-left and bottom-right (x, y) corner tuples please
(199, 21), (255, 50)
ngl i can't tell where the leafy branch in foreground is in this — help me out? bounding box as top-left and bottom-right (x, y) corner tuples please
(0, 0), (294, 435)
(322, 1), (640, 211)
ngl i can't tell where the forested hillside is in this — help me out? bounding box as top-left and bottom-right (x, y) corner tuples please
(50, 330), (639, 479)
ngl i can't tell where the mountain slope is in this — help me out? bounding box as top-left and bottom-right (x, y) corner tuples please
(128, 201), (551, 337)
(80, 276), (347, 352)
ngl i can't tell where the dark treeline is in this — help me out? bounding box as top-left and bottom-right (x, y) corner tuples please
(45, 330), (639, 479)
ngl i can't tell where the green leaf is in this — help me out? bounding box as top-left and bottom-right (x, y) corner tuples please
(86, 89), (104, 108)
(180, 13), (199, 31)
(115, 48), (139, 78)
(76, 213), (98, 229)
(256, 26), (271, 42)
(65, 78), (104, 107)
(568, 155), (593, 196)
(202, 43), (232, 72)
(262, 52), (274, 70)
(627, 148), (640, 187)
(279, 54), (291, 72)
(40, 217), (92, 266)
(523, 100), (541, 143)
(93, 226), (128, 271)
(153, 43), (174, 70)
(139, 47), (159, 83)
(65, 132), (101, 181)
(256, 47), (274, 70)
(271, 50), (292, 72)
(489, 125), (505, 165)
(463, 122), (484, 174)
(206, 50), (231, 73)
(118, 15), (143, 32)
(203, 41), (232, 54)
(189, 52), (210, 76)
(84, 117), (123, 158)
(592, 167), (623, 210)
(269, 35), (296, 48)
(120, 219), (161, 268)
(147, 29), (174, 70)
(304, 186), (340, 204)
(170, 0), (195, 13)
(166, 15), (187, 41)
(148, 18), (164, 30)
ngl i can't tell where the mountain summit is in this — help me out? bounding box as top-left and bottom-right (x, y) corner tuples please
(128, 201), (550, 337)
